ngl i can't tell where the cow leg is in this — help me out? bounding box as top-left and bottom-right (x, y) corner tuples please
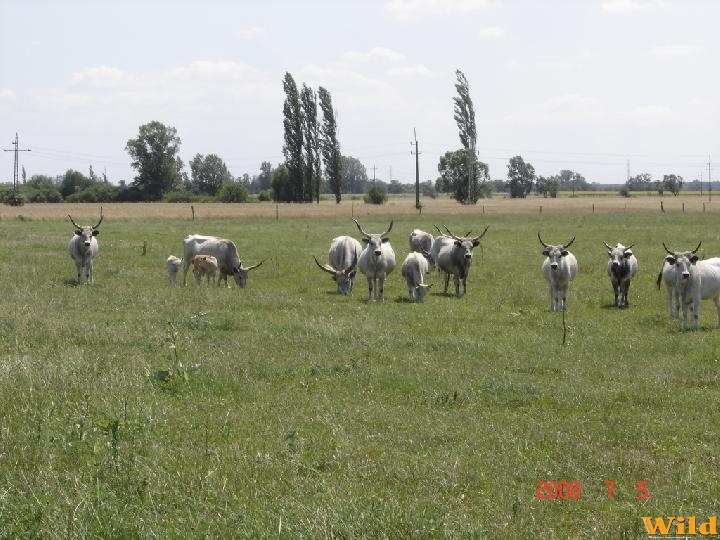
(87, 260), (93, 285)
(182, 262), (191, 287)
(621, 281), (630, 308)
(443, 273), (450, 295)
(714, 296), (720, 328)
(378, 276), (385, 302)
(367, 276), (374, 301)
(612, 281), (620, 307)
(454, 274), (461, 298)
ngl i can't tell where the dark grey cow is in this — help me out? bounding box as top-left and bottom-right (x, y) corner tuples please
(604, 242), (638, 308)
(434, 225), (489, 297)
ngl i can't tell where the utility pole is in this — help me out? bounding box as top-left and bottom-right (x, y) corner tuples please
(411, 128), (421, 209)
(709, 155), (712, 203)
(3, 133), (31, 205)
(370, 164), (377, 185)
(626, 160), (630, 181)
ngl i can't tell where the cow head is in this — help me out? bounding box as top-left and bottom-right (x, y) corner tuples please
(68, 208), (103, 247)
(314, 255), (358, 295)
(232, 260), (264, 288)
(414, 283), (433, 303)
(539, 233), (575, 271)
(604, 242), (634, 269)
(353, 219), (393, 258)
(444, 225), (489, 263)
(663, 242), (701, 281)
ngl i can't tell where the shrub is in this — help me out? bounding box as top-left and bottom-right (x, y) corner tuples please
(364, 185), (387, 205)
(218, 183), (249, 203)
(258, 190), (273, 202)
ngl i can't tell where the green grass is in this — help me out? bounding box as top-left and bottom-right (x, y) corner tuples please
(1, 211), (719, 538)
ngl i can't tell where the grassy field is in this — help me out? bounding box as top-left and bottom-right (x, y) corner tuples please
(1, 198), (719, 538)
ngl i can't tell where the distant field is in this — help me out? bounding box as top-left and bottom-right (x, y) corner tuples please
(1, 193), (718, 221)
(1, 202), (719, 538)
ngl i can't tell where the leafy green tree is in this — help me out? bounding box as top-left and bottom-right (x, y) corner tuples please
(60, 169), (93, 199)
(452, 69), (483, 202)
(250, 161), (273, 193)
(626, 173), (653, 192)
(26, 175), (62, 202)
(125, 121), (184, 201)
(318, 86), (342, 203)
(536, 175), (559, 198)
(301, 84), (321, 203)
(364, 185), (387, 205)
(436, 149), (490, 203)
(271, 164), (293, 202)
(507, 155), (535, 198)
(663, 174), (683, 196)
(189, 153), (233, 196)
(340, 156), (368, 194)
(282, 72), (304, 202)
(557, 169), (588, 194)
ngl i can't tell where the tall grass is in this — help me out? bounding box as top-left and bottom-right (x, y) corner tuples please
(0, 209), (718, 538)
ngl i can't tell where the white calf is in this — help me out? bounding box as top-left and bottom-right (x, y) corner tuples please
(167, 255), (182, 287)
(401, 252), (432, 303)
(191, 254), (218, 286)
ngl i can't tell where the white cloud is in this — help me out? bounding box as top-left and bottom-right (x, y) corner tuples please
(627, 104), (674, 124)
(386, 0), (497, 20)
(386, 64), (434, 78)
(545, 94), (600, 111)
(478, 26), (505, 39)
(650, 44), (700, 58)
(601, 0), (669, 13)
(70, 66), (128, 88)
(237, 26), (264, 40)
(342, 47), (406, 63)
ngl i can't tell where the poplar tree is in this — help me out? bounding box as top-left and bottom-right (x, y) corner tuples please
(301, 84), (321, 203)
(282, 72), (304, 202)
(318, 86), (342, 203)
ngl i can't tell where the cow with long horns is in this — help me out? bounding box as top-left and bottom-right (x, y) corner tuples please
(67, 208), (104, 284)
(314, 235), (362, 295)
(539, 233), (578, 312)
(182, 234), (264, 288)
(604, 242), (638, 308)
(660, 242), (720, 330)
(353, 219), (396, 301)
(434, 225), (488, 297)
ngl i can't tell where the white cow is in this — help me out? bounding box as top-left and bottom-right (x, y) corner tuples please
(409, 229), (434, 264)
(661, 242), (720, 330)
(167, 255), (182, 287)
(183, 234), (263, 288)
(434, 225), (488, 298)
(539, 233), (578, 312)
(67, 208), (103, 284)
(313, 235), (362, 295)
(192, 254), (218, 286)
(354, 219), (396, 302)
(604, 242), (638, 308)
(401, 251), (432, 303)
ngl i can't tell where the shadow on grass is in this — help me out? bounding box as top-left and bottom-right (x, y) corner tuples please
(62, 279), (80, 287)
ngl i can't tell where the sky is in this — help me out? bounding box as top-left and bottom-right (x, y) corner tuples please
(1, 0), (718, 187)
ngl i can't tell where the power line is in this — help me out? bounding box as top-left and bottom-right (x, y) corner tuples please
(411, 128), (421, 209)
(3, 133), (31, 195)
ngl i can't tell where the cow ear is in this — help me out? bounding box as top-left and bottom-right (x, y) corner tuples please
(542, 249), (549, 257)
(381, 238), (389, 243)
(75, 229), (82, 235)
(361, 238), (369, 244)
(331, 275), (337, 281)
(691, 255), (699, 264)
(472, 240), (480, 247)
(560, 250), (569, 257)
(665, 255), (676, 265)
(349, 270), (357, 278)
(624, 250), (633, 258)
(454, 240), (462, 247)
(92, 230), (100, 236)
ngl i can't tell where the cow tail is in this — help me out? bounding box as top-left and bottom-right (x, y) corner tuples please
(656, 264), (663, 290)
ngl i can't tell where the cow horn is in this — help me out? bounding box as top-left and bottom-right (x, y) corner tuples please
(603, 241), (613, 250)
(314, 256), (337, 275)
(692, 241), (702, 254)
(662, 242), (674, 256)
(537, 232), (550, 248)
(241, 260), (264, 271)
(472, 225), (489, 242)
(352, 218), (370, 238)
(564, 236), (576, 249)
(92, 206), (104, 229)
(68, 214), (82, 229)
(625, 243), (634, 251)
(380, 220), (393, 238)
(443, 226), (462, 241)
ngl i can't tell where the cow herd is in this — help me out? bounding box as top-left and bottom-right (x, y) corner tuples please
(66, 211), (720, 331)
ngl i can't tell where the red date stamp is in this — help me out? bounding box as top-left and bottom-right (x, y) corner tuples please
(535, 480), (649, 501)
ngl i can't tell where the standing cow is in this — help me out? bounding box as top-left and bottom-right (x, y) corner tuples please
(167, 255), (182, 287)
(353, 219), (396, 302)
(409, 229), (434, 264)
(401, 251), (432, 303)
(314, 235), (362, 295)
(539, 233), (578, 312)
(604, 242), (638, 308)
(661, 242), (720, 330)
(434, 225), (488, 297)
(182, 234), (263, 288)
(67, 208), (103, 284)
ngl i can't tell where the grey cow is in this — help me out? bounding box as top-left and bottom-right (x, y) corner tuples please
(314, 235), (362, 295)
(67, 208), (103, 284)
(434, 225), (488, 297)
(604, 242), (638, 308)
(354, 219), (396, 301)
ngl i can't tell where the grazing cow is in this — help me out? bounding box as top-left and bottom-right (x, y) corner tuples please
(539, 233), (578, 312)
(67, 208), (103, 284)
(182, 234), (263, 288)
(661, 242), (720, 330)
(409, 229), (434, 264)
(353, 219), (396, 301)
(314, 235), (362, 295)
(167, 255), (182, 287)
(434, 225), (489, 297)
(191, 255), (218, 286)
(401, 251), (432, 303)
(604, 242), (638, 308)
